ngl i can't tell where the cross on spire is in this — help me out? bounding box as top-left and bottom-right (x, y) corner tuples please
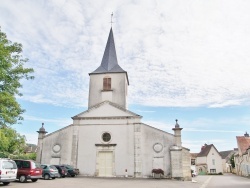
(110, 12), (113, 27)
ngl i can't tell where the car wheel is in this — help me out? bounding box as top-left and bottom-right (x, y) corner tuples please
(52, 177), (55, 179)
(3, 182), (10, 185)
(44, 174), (50, 180)
(19, 175), (27, 183)
(71, 175), (75, 177)
(32, 179), (38, 182)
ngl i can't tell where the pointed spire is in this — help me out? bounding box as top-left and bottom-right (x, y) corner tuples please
(90, 28), (126, 74)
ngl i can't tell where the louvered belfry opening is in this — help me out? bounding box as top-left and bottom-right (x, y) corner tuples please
(103, 77), (111, 90)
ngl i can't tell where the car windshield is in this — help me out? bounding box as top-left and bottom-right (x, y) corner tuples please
(31, 161), (41, 169)
(65, 165), (74, 169)
(2, 161), (17, 169)
(50, 165), (57, 170)
(41, 165), (47, 169)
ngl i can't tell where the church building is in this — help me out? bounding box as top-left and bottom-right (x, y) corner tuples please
(36, 27), (191, 180)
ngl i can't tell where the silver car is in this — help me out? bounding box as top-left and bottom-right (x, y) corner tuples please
(0, 158), (17, 185)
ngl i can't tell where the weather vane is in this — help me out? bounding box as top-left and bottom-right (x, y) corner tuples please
(110, 12), (113, 27)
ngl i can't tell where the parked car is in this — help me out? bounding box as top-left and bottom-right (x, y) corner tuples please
(53, 165), (67, 178)
(14, 159), (42, 183)
(60, 165), (77, 177)
(41, 164), (59, 180)
(0, 158), (17, 185)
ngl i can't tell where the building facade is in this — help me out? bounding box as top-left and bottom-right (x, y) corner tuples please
(36, 27), (191, 180)
(195, 144), (223, 174)
(235, 132), (250, 177)
(219, 150), (235, 173)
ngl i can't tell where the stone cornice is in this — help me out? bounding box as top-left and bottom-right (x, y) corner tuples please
(72, 101), (142, 119)
(73, 116), (139, 120)
(95, 144), (117, 147)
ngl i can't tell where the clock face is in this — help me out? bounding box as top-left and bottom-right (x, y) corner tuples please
(52, 144), (61, 153)
(153, 143), (163, 153)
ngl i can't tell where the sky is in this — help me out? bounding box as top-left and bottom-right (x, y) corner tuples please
(0, 0), (250, 153)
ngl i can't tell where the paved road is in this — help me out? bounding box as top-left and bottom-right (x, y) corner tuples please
(1, 173), (249, 188)
(206, 173), (250, 188)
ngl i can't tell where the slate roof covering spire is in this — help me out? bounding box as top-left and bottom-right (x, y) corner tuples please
(90, 27), (127, 74)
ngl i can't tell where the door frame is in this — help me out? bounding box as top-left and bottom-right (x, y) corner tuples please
(95, 144), (116, 177)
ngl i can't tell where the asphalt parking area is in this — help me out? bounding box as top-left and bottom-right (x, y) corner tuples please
(0, 176), (207, 188)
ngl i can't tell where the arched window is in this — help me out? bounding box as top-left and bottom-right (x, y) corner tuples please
(103, 77), (111, 90)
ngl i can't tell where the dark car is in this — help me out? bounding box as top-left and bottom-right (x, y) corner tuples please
(41, 164), (59, 180)
(53, 165), (67, 178)
(60, 165), (77, 177)
(14, 159), (42, 183)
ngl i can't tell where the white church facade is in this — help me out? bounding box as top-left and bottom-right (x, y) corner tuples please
(36, 28), (191, 180)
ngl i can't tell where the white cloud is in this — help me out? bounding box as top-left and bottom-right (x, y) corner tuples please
(1, 0), (250, 108)
(184, 128), (242, 133)
(183, 139), (234, 153)
(23, 115), (72, 127)
(143, 120), (173, 133)
(136, 110), (155, 113)
(22, 133), (38, 145)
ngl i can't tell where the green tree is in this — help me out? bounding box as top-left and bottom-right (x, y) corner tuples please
(230, 154), (235, 168)
(0, 126), (26, 157)
(0, 27), (34, 127)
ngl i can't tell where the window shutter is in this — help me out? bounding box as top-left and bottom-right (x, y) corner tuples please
(103, 77), (111, 90)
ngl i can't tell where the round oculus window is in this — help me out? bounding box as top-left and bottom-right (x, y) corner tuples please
(102, 132), (111, 142)
(153, 143), (163, 153)
(52, 144), (61, 153)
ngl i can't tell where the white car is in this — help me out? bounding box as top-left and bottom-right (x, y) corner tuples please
(0, 158), (17, 185)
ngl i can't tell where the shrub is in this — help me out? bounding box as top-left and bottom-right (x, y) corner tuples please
(152, 169), (164, 175)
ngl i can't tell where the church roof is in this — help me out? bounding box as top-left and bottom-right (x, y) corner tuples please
(90, 28), (127, 75)
(72, 100), (141, 119)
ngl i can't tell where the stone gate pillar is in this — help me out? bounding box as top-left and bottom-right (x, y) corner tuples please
(36, 123), (47, 163)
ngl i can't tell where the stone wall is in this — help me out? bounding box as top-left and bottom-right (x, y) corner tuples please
(170, 148), (183, 179)
(182, 148), (191, 180)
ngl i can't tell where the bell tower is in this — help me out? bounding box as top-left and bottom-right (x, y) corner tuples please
(88, 28), (129, 109)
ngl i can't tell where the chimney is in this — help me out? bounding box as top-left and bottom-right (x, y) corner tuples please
(201, 144), (207, 151)
(244, 132), (249, 137)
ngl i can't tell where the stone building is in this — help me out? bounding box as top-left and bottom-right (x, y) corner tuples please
(219, 150), (235, 173)
(234, 132), (250, 176)
(36, 27), (191, 180)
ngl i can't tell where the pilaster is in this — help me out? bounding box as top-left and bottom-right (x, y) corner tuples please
(134, 123), (142, 177)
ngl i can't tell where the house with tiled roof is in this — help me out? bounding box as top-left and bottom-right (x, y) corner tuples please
(234, 132), (250, 177)
(219, 150), (235, 173)
(24, 144), (37, 154)
(195, 144), (223, 174)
